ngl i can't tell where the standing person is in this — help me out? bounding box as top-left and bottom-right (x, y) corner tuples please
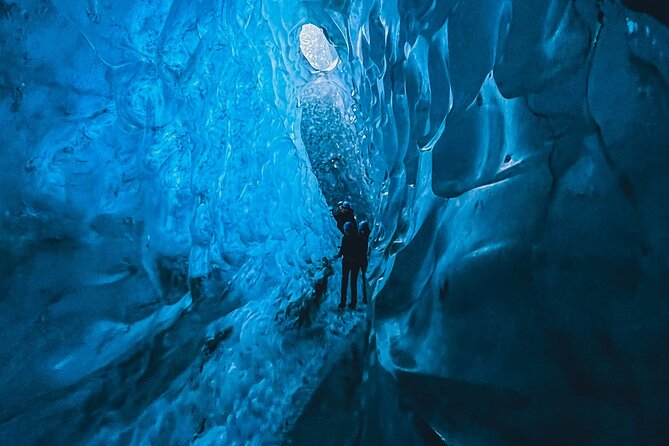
(357, 220), (371, 304)
(333, 201), (356, 234)
(337, 222), (360, 310)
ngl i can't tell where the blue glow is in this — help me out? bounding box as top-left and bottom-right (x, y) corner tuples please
(2, 0), (669, 444)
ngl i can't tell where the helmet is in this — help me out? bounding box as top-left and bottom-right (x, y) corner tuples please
(359, 220), (370, 233)
(337, 201), (343, 208)
(343, 221), (356, 234)
(342, 201), (351, 210)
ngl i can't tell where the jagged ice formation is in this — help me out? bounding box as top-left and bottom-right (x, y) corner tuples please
(1, 0), (669, 444)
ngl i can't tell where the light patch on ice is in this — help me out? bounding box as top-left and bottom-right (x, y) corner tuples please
(299, 23), (339, 72)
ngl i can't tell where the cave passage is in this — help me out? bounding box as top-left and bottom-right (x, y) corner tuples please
(3, 0), (669, 445)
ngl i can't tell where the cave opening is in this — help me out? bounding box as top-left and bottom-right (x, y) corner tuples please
(298, 23), (340, 73)
(296, 21), (377, 224)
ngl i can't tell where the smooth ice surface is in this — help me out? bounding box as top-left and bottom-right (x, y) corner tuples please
(346, 0), (669, 444)
(2, 0), (669, 444)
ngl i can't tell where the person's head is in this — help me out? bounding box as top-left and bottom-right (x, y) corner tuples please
(359, 220), (370, 235)
(337, 201), (344, 210)
(343, 221), (357, 235)
(342, 201), (351, 210)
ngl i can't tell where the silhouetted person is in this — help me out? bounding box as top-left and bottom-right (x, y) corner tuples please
(333, 201), (356, 234)
(357, 220), (371, 304)
(338, 221), (360, 310)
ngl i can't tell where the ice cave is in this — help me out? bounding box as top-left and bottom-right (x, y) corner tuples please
(2, 0), (669, 444)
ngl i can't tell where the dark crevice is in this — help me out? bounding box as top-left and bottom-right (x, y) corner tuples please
(623, 0), (669, 26)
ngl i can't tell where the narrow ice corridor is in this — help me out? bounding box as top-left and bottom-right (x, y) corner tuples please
(2, 0), (669, 445)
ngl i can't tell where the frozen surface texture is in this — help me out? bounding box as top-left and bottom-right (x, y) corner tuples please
(2, 0), (669, 444)
(346, 0), (669, 444)
(1, 1), (369, 444)
(299, 23), (339, 72)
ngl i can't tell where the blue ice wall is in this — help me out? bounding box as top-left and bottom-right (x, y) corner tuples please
(343, 0), (669, 444)
(1, 0), (375, 443)
(2, 0), (669, 444)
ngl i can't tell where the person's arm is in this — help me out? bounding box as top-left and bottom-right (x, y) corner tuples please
(359, 236), (368, 271)
(337, 235), (345, 257)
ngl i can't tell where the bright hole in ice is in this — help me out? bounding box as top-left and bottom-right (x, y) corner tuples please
(299, 23), (339, 72)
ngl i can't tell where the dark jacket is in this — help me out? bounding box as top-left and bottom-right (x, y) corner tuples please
(333, 208), (356, 234)
(338, 233), (360, 266)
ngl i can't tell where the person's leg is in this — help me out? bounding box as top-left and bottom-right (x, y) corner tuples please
(350, 266), (359, 307)
(361, 271), (368, 304)
(340, 264), (349, 309)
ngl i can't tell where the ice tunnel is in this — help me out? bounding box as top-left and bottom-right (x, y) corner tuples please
(2, 0), (669, 444)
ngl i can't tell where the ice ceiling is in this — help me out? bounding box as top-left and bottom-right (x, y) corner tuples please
(2, 0), (669, 444)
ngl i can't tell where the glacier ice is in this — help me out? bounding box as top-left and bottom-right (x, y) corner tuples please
(2, 0), (669, 444)
(299, 23), (340, 72)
